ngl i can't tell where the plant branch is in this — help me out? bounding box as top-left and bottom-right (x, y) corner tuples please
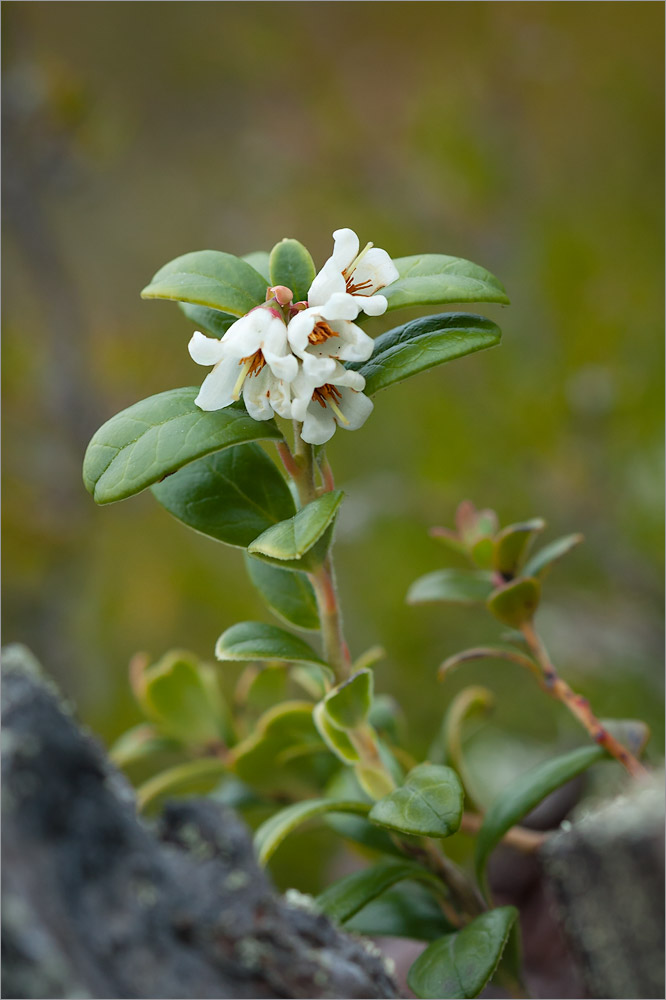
(521, 621), (648, 779)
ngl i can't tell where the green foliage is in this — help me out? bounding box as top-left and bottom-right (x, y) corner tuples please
(83, 389), (282, 504)
(151, 443), (295, 547)
(523, 533), (585, 578)
(109, 724), (180, 768)
(141, 250), (268, 316)
(215, 621), (327, 667)
(369, 763), (464, 838)
(244, 555), (320, 630)
(345, 882), (453, 940)
(178, 302), (237, 338)
(254, 797), (371, 865)
(492, 519), (545, 578)
(317, 859), (444, 924)
(486, 578), (541, 627)
(230, 701), (329, 794)
(352, 314), (502, 396)
(137, 757), (228, 812)
(140, 651), (229, 746)
(383, 256), (509, 311)
(407, 569), (496, 605)
(247, 490), (344, 570)
(407, 907), (518, 999)
(474, 744), (606, 884)
(322, 669), (373, 730)
(312, 701), (361, 763)
(268, 238), (316, 302)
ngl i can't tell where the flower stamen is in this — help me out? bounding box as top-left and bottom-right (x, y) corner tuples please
(233, 351), (266, 398)
(343, 241), (373, 280)
(308, 320), (340, 345)
(312, 383), (350, 425)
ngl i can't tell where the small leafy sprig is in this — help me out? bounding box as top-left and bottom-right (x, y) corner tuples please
(83, 230), (649, 999)
(408, 501), (648, 779)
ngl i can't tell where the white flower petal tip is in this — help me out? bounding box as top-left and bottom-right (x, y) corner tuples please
(308, 228), (398, 317)
(188, 330), (227, 366)
(294, 361), (373, 445)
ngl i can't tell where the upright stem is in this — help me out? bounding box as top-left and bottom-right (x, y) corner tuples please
(283, 425), (352, 682)
(521, 621), (648, 779)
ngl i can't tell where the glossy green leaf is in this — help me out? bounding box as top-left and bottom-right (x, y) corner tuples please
(317, 859), (443, 924)
(290, 664), (333, 699)
(407, 569), (496, 605)
(215, 621), (326, 667)
(268, 238), (316, 302)
(353, 314), (502, 396)
(346, 881), (454, 941)
(151, 443), (294, 547)
(109, 724), (181, 767)
(313, 701), (361, 762)
(407, 907), (518, 999)
(487, 577), (541, 627)
(137, 757), (228, 812)
(384, 255), (509, 311)
(247, 490), (344, 570)
(369, 763), (464, 838)
(523, 533), (584, 578)
(83, 388), (282, 505)
(242, 250), (271, 283)
(324, 670), (374, 730)
(355, 763), (398, 801)
(244, 554), (320, 630)
(324, 768), (404, 856)
(141, 250), (268, 316)
(254, 797), (371, 865)
(475, 744), (606, 883)
(230, 701), (330, 793)
(492, 519), (545, 578)
(142, 652), (228, 746)
(178, 302), (237, 338)
(439, 686), (495, 811)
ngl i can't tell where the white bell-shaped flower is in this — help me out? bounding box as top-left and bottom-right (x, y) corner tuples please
(287, 296), (374, 383)
(307, 228), (399, 317)
(189, 305), (297, 420)
(291, 362), (374, 445)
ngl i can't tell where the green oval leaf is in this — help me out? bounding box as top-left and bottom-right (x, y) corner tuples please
(522, 533), (584, 578)
(407, 569), (496, 605)
(475, 744), (606, 884)
(254, 797), (371, 866)
(141, 250), (268, 316)
(151, 443), (294, 547)
(369, 763), (464, 838)
(324, 670), (374, 730)
(313, 701), (361, 762)
(178, 302), (237, 338)
(230, 701), (328, 793)
(216, 621), (326, 667)
(492, 519), (545, 578)
(268, 238), (316, 302)
(247, 490), (344, 570)
(353, 314), (502, 396)
(109, 724), (181, 768)
(486, 577), (541, 627)
(384, 256), (509, 312)
(317, 859), (444, 924)
(83, 388), (283, 505)
(142, 652), (228, 746)
(346, 882), (454, 941)
(137, 757), (228, 812)
(407, 907), (518, 999)
(242, 250), (271, 283)
(244, 555), (320, 631)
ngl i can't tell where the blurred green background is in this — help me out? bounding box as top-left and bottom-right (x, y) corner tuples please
(3, 1), (663, 790)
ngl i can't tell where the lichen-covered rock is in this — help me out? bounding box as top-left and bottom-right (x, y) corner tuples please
(541, 773), (665, 1000)
(1, 645), (400, 999)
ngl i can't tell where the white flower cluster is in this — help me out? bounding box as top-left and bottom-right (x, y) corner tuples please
(189, 229), (399, 445)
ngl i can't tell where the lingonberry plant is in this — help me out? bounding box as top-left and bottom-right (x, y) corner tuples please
(83, 230), (649, 999)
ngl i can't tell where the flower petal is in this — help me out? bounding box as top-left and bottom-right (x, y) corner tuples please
(188, 330), (227, 367)
(336, 387), (374, 430)
(243, 368), (276, 421)
(331, 228), (360, 267)
(194, 358), (241, 411)
(353, 247), (399, 295)
(307, 262), (346, 309)
(301, 403), (337, 445)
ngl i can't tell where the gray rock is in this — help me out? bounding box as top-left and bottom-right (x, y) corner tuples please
(1, 644), (400, 999)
